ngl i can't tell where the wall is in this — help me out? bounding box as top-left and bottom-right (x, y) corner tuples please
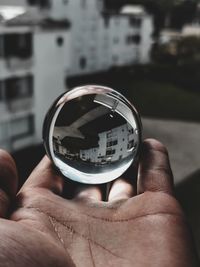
(139, 15), (154, 64)
(34, 29), (70, 142)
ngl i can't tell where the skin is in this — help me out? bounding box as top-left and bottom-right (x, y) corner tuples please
(0, 139), (198, 267)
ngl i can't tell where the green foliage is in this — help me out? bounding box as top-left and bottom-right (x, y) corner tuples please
(105, 0), (198, 35)
(177, 36), (200, 64)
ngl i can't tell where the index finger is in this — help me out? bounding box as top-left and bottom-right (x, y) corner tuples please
(20, 156), (64, 195)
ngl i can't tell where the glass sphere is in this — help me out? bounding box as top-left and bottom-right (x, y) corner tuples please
(43, 85), (142, 184)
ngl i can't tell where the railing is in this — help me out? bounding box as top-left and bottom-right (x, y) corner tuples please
(6, 57), (33, 71)
(7, 97), (33, 113)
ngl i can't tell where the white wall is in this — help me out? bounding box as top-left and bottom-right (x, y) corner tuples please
(34, 29), (70, 142)
(139, 16), (154, 64)
(80, 123), (137, 163)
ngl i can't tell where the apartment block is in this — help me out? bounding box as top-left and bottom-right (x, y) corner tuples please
(0, 1), (153, 152)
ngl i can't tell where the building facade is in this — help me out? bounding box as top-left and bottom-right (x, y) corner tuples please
(42, 0), (153, 75)
(0, 7), (70, 150)
(0, 1), (153, 152)
(53, 123), (137, 164)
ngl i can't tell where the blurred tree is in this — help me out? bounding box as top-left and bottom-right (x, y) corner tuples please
(151, 42), (178, 64)
(177, 36), (200, 64)
(105, 0), (198, 36)
(151, 35), (200, 91)
(170, 1), (197, 29)
(152, 36), (200, 65)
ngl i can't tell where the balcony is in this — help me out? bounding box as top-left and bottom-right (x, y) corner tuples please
(0, 32), (33, 73)
(7, 97), (33, 113)
(6, 57), (33, 71)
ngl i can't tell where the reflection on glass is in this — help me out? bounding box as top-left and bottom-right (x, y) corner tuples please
(43, 85), (142, 184)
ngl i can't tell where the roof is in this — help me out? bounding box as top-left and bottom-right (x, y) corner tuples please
(120, 5), (145, 16)
(0, 5), (25, 21)
(0, 5), (70, 29)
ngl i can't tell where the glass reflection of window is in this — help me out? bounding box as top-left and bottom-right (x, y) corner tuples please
(106, 149), (115, 156)
(127, 140), (135, 150)
(106, 131), (112, 138)
(107, 140), (118, 147)
(129, 128), (134, 134)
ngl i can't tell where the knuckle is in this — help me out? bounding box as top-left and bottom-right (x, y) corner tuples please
(143, 139), (168, 155)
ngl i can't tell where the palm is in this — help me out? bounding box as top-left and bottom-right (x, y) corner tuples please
(0, 139), (198, 267)
(2, 188), (195, 267)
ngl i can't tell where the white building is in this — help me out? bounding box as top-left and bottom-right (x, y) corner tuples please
(0, 6), (71, 151)
(80, 123), (137, 164)
(43, 1), (153, 75)
(0, 1), (153, 152)
(53, 123), (137, 164)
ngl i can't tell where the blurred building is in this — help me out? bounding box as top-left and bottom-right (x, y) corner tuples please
(0, 1), (153, 152)
(160, 25), (200, 45)
(182, 23), (200, 36)
(53, 123), (136, 164)
(37, 1), (153, 75)
(79, 123), (136, 164)
(0, 6), (70, 151)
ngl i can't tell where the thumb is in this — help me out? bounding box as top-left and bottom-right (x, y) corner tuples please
(137, 139), (174, 195)
(0, 150), (18, 217)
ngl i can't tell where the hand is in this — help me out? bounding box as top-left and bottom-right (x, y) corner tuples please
(0, 139), (198, 267)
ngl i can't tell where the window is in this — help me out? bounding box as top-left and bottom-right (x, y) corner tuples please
(80, 57), (87, 69)
(40, 0), (51, 8)
(56, 36), (64, 46)
(27, 0), (37, 5)
(126, 35), (141, 45)
(106, 149), (115, 156)
(129, 17), (142, 28)
(10, 114), (35, 140)
(132, 34), (141, 45)
(27, 0), (51, 7)
(104, 16), (110, 28)
(4, 33), (33, 59)
(107, 140), (118, 147)
(5, 75), (33, 101)
(106, 131), (112, 138)
(127, 140), (135, 150)
(129, 128), (134, 134)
